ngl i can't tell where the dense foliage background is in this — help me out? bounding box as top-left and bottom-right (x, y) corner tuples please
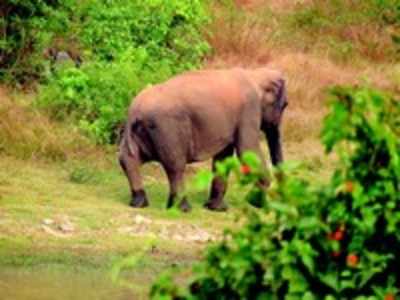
(1, 0), (65, 82)
(1, 0), (210, 143)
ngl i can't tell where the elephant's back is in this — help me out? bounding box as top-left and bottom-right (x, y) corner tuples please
(167, 69), (246, 100)
(128, 84), (173, 120)
(132, 70), (246, 113)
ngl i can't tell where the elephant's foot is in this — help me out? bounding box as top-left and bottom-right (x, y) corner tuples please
(204, 200), (228, 212)
(179, 198), (192, 213)
(166, 195), (191, 212)
(166, 194), (175, 209)
(130, 190), (149, 208)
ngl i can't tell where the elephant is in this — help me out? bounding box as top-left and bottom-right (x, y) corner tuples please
(118, 67), (288, 212)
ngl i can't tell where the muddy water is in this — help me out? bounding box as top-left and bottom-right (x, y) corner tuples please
(0, 269), (140, 300)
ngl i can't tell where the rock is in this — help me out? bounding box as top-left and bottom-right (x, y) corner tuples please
(160, 228), (169, 239)
(172, 234), (184, 241)
(187, 230), (212, 243)
(118, 225), (150, 236)
(134, 214), (152, 225)
(42, 225), (67, 238)
(55, 51), (72, 63)
(118, 226), (135, 234)
(58, 221), (75, 233)
(42, 218), (54, 225)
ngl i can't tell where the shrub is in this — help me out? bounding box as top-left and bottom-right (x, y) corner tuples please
(37, 48), (174, 143)
(77, 0), (209, 68)
(36, 0), (210, 143)
(150, 85), (400, 299)
(0, 0), (70, 83)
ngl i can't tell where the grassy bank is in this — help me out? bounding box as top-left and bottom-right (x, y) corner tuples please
(0, 153), (243, 265)
(0, 151), (240, 297)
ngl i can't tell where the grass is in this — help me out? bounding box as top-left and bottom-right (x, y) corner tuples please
(0, 155), (239, 257)
(0, 86), (102, 161)
(0, 154), (241, 297)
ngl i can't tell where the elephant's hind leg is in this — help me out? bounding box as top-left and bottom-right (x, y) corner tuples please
(204, 144), (234, 212)
(145, 116), (191, 212)
(165, 168), (191, 212)
(119, 150), (148, 208)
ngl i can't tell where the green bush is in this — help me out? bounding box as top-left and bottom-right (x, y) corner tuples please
(0, 0), (70, 83)
(77, 0), (209, 67)
(150, 86), (400, 299)
(37, 48), (174, 143)
(36, 0), (210, 143)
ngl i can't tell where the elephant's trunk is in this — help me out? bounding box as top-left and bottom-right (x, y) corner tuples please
(263, 123), (283, 165)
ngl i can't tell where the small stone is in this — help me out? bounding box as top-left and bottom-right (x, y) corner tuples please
(118, 226), (135, 234)
(172, 234), (184, 241)
(159, 228), (169, 239)
(58, 221), (75, 233)
(42, 225), (66, 238)
(42, 218), (54, 225)
(134, 214), (152, 225)
(190, 231), (211, 243)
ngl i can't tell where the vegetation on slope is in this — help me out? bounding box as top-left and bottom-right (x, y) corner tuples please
(2, 0), (210, 143)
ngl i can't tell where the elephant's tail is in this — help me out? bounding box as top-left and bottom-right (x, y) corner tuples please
(124, 117), (156, 162)
(123, 119), (141, 159)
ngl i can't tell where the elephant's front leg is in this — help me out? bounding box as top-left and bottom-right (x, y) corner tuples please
(237, 130), (267, 169)
(264, 123), (283, 165)
(237, 115), (269, 187)
(204, 145), (234, 211)
(166, 168), (191, 212)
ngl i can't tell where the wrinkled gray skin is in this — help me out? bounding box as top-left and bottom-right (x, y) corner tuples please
(118, 67), (288, 212)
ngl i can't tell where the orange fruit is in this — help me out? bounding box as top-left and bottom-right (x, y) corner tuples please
(240, 165), (251, 175)
(346, 253), (359, 267)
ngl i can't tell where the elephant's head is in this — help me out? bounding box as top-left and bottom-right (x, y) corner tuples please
(249, 68), (288, 165)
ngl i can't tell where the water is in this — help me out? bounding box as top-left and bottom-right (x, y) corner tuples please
(0, 269), (141, 300)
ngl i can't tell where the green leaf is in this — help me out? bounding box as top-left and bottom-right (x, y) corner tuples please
(194, 169), (213, 190)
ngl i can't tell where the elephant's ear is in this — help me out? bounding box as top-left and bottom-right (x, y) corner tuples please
(270, 77), (288, 111)
(258, 69), (287, 107)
